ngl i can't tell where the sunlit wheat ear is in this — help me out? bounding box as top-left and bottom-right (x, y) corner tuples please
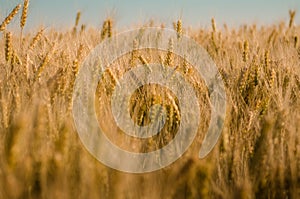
(80, 24), (86, 34)
(167, 104), (174, 132)
(176, 19), (182, 39)
(249, 57), (260, 87)
(239, 68), (249, 94)
(211, 17), (216, 32)
(36, 53), (50, 80)
(12, 50), (22, 66)
(238, 41), (243, 51)
(29, 28), (44, 51)
(107, 19), (113, 38)
(100, 20), (108, 40)
(76, 43), (84, 61)
(289, 10), (296, 29)
(264, 50), (270, 69)
(5, 32), (13, 63)
(243, 40), (249, 62)
(182, 55), (190, 75)
(210, 18), (218, 54)
(75, 11), (81, 28)
(130, 39), (138, 66)
(0, 4), (21, 32)
(268, 68), (276, 89)
(150, 103), (164, 126)
(267, 29), (277, 46)
(20, 0), (29, 30)
(166, 93), (180, 131)
(35, 44), (55, 81)
(210, 32), (218, 54)
(259, 97), (270, 115)
(164, 38), (173, 66)
(73, 11), (81, 34)
(72, 59), (79, 77)
(72, 44), (84, 76)
(294, 36), (298, 48)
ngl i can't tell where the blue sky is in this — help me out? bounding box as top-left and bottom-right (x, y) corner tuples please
(1, 0), (300, 31)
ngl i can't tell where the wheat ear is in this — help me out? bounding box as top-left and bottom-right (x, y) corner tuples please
(289, 10), (296, 29)
(176, 20), (182, 39)
(0, 4), (22, 31)
(20, 0), (29, 29)
(29, 28), (44, 51)
(5, 32), (13, 63)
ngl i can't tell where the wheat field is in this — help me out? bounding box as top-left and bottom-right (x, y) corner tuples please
(0, 2), (300, 199)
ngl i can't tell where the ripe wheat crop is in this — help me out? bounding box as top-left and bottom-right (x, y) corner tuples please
(0, 2), (300, 199)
